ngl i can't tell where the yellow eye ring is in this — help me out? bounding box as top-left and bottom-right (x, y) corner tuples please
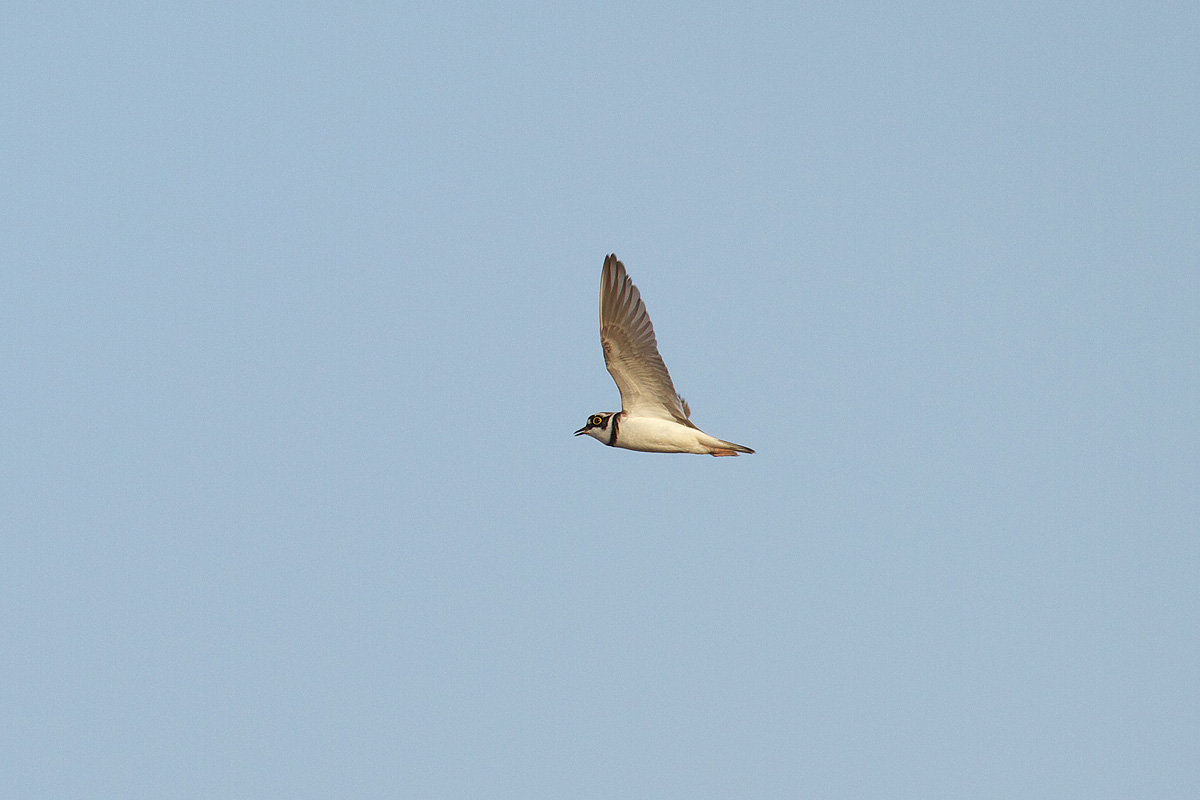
(590, 415), (604, 426)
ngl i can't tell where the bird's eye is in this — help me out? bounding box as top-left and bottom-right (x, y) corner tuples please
(591, 415), (604, 426)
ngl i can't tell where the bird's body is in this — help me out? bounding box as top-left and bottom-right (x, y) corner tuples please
(601, 414), (749, 456)
(575, 254), (753, 457)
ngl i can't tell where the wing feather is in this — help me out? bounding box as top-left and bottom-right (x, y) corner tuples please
(599, 254), (694, 425)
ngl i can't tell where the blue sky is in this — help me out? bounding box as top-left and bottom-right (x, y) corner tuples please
(3, 2), (1198, 797)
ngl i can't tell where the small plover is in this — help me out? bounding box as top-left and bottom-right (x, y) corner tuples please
(575, 254), (754, 457)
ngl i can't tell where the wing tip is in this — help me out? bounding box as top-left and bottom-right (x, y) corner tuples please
(603, 253), (624, 282)
(601, 253), (634, 316)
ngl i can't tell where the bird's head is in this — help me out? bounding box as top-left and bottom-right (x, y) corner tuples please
(574, 412), (615, 443)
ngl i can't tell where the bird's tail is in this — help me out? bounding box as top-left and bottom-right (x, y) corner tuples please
(710, 438), (755, 457)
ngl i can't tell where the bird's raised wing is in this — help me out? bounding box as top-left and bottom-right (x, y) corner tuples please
(599, 254), (694, 425)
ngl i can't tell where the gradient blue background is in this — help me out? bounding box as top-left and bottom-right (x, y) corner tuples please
(3, 2), (1198, 797)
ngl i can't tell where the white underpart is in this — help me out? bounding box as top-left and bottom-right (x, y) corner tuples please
(613, 415), (731, 454)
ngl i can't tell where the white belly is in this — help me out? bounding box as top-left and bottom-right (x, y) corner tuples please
(614, 415), (714, 454)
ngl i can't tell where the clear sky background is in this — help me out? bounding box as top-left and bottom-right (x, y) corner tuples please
(3, 2), (1198, 798)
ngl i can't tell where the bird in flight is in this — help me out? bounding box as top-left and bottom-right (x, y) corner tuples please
(575, 254), (754, 457)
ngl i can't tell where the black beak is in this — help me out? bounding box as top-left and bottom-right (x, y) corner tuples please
(574, 426), (588, 436)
